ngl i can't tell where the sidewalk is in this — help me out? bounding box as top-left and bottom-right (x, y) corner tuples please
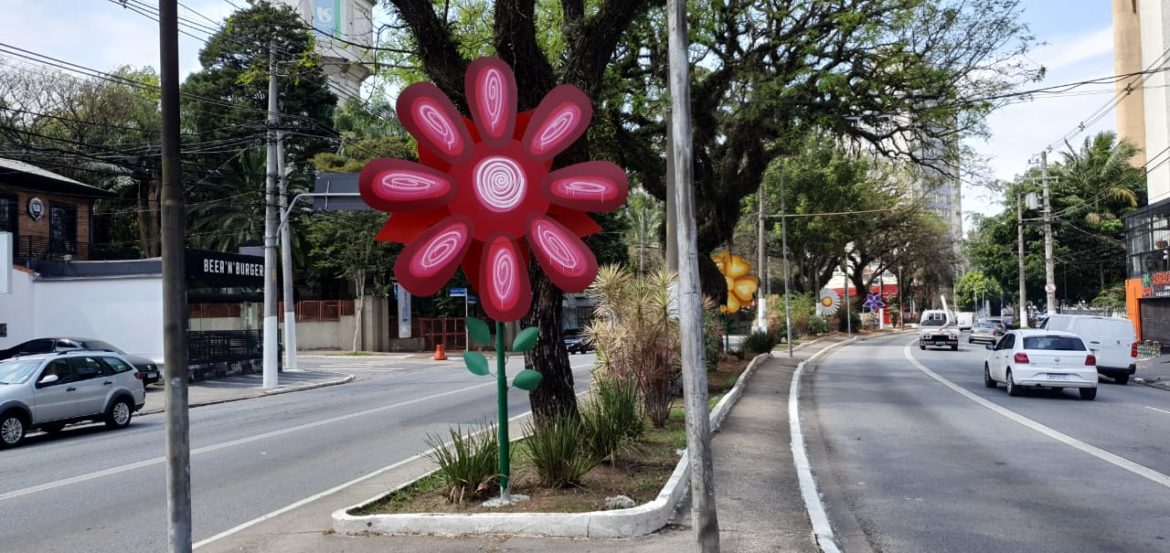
(1136, 352), (1170, 390)
(138, 370), (354, 415)
(197, 336), (853, 553)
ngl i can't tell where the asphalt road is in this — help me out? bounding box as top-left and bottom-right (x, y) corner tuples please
(808, 333), (1170, 553)
(0, 352), (597, 552)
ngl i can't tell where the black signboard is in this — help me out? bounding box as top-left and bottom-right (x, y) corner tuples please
(186, 249), (265, 287)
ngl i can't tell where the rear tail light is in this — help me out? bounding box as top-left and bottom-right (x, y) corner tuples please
(133, 372), (143, 380)
(1086, 354), (1096, 366)
(1132, 341), (1139, 358)
(1013, 352), (1029, 364)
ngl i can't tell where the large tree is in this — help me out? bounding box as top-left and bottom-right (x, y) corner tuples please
(383, 0), (655, 422)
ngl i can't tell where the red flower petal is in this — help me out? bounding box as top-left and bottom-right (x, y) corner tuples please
(397, 83), (473, 165)
(394, 216), (474, 297)
(360, 159), (455, 212)
(465, 58), (517, 148)
(548, 206), (603, 237)
(527, 216), (598, 292)
(542, 161), (629, 212)
(479, 235), (532, 322)
(522, 85), (592, 161)
(374, 208), (449, 244)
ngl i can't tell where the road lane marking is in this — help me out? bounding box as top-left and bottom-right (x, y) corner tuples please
(791, 338), (856, 553)
(1146, 406), (1170, 416)
(0, 363), (594, 503)
(903, 342), (1170, 491)
(193, 365), (596, 550)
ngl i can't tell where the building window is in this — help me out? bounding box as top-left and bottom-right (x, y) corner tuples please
(0, 193), (16, 240)
(49, 203), (77, 255)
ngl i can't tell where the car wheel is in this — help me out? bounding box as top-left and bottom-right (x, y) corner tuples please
(0, 412), (26, 448)
(1114, 374), (1129, 386)
(950, 344), (958, 351)
(41, 422), (65, 434)
(105, 398), (134, 429)
(984, 364), (997, 388)
(919, 344), (926, 350)
(1006, 370), (1021, 397)
(1079, 387), (1097, 400)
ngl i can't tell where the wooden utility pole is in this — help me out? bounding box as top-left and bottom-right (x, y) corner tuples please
(262, 42), (280, 388)
(667, 0), (720, 550)
(158, 1), (191, 551)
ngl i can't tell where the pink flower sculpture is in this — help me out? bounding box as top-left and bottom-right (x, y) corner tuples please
(360, 57), (629, 322)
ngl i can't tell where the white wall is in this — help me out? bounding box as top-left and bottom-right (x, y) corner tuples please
(1142, 0), (1170, 203)
(0, 268), (36, 350)
(32, 276), (164, 362)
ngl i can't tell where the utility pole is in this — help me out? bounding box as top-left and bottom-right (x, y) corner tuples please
(1017, 189), (1028, 328)
(780, 170), (793, 358)
(667, 0), (720, 549)
(277, 131), (297, 370)
(158, 1), (191, 551)
(756, 185), (766, 332)
(1041, 151), (1057, 315)
(262, 42), (280, 389)
(844, 255), (852, 336)
(665, 103), (678, 273)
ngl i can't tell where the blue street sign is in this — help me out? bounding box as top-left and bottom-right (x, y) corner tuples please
(449, 287), (467, 297)
(467, 295), (477, 304)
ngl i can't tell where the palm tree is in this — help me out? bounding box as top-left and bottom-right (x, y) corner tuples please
(1057, 132), (1142, 226)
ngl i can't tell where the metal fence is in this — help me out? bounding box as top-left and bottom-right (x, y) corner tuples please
(14, 235), (90, 261)
(188, 329), (263, 364)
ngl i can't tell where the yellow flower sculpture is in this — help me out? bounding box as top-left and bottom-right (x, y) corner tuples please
(713, 252), (758, 314)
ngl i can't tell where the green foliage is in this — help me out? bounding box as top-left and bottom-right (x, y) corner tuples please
(741, 331), (777, 355)
(702, 305), (725, 371)
(1091, 286), (1126, 309)
(523, 415), (600, 488)
(766, 293), (815, 337)
(838, 308), (862, 333)
(580, 376), (642, 463)
(808, 316), (829, 335)
(956, 270), (1003, 311)
(424, 421), (499, 503)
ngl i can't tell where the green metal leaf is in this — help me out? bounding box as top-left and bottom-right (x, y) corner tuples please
(466, 317), (491, 345)
(512, 327), (540, 352)
(463, 351), (490, 376)
(512, 369), (543, 391)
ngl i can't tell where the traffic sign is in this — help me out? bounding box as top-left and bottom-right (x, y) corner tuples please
(467, 295), (478, 304)
(1044, 283), (1056, 293)
(449, 287), (467, 297)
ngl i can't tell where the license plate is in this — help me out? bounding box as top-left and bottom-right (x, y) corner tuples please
(1046, 374), (1071, 381)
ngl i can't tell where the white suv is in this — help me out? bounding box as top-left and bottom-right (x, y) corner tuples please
(0, 351), (147, 448)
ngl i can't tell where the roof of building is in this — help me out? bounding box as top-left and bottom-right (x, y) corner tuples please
(0, 157), (115, 198)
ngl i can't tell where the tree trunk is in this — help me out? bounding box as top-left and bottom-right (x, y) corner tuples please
(523, 270), (578, 423)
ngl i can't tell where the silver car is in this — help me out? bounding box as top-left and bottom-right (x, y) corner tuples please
(0, 351), (147, 448)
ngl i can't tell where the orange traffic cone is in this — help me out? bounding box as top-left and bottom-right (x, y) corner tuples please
(433, 344), (448, 361)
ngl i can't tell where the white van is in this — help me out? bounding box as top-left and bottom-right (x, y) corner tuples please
(1040, 315), (1137, 384)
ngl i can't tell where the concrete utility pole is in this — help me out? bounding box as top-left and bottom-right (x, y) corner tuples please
(1041, 151), (1057, 315)
(780, 170), (793, 358)
(756, 186), (766, 332)
(277, 131), (297, 370)
(158, 1), (192, 550)
(667, 0), (720, 549)
(263, 43), (280, 389)
(1017, 189), (1028, 328)
(844, 254), (852, 336)
(665, 102), (678, 273)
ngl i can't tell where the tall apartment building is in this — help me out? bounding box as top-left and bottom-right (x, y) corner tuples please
(271, 0), (376, 101)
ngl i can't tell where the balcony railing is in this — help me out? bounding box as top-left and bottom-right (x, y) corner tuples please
(14, 235), (90, 261)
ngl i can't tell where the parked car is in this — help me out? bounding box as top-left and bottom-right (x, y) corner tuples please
(969, 320), (1006, 345)
(0, 338), (160, 385)
(563, 330), (592, 355)
(983, 330), (1098, 400)
(1040, 315), (1137, 384)
(0, 351), (147, 448)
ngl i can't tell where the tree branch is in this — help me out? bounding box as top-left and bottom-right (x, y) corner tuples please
(386, 0), (469, 109)
(494, 0), (556, 109)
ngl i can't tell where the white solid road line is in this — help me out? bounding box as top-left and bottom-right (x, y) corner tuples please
(0, 372), (548, 503)
(1146, 405), (1170, 416)
(903, 342), (1170, 491)
(790, 338), (856, 553)
(193, 362), (595, 550)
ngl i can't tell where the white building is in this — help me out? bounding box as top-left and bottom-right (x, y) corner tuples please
(1138, 0), (1170, 202)
(272, 0), (376, 101)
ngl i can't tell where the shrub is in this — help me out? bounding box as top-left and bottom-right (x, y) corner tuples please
(702, 304), (724, 371)
(808, 315), (829, 335)
(582, 376), (642, 462)
(424, 421), (499, 503)
(837, 307), (861, 332)
(523, 415), (600, 488)
(741, 331), (777, 355)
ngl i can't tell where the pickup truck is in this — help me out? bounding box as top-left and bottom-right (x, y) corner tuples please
(919, 309), (960, 350)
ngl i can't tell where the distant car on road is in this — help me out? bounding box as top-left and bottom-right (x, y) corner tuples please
(563, 330), (593, 355)
(0, 338), (160, 385)
(919, 309), (960, 351)
(969, 320), (1006, 345)
(983, 329), (1098, 400)
(0, 351), (147, 448)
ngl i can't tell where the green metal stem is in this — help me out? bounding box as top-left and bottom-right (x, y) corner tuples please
(496, 321), (510, 500)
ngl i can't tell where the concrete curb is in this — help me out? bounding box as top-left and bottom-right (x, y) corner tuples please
(137, 372), (355, 416)
(331, 352), (774, 539)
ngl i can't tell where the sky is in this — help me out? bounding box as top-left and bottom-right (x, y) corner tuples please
(1, 0), (1119, 225)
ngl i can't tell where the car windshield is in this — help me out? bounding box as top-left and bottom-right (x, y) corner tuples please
(1022, 336), (1086, 351)
(921, 318), (945, 327)
(0, 359), (43, 385)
